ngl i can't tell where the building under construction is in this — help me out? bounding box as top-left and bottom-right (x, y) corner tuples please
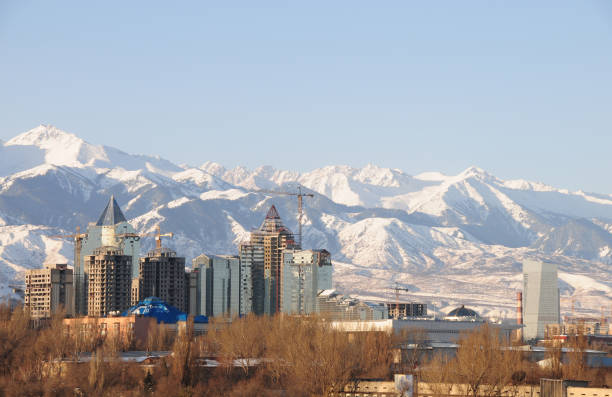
(86, 246), (132, 317)
(135, 247), (187, 312)
(240, 205), (299, 315)
(387, 303), (428, 319)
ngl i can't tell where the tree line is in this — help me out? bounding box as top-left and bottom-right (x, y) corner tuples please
(0, 303), (609, 396)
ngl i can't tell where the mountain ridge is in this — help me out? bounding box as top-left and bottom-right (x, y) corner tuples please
(1, 125), (610, 318)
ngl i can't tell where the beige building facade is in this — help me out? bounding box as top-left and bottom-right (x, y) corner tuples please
(25, 264), (74, 319)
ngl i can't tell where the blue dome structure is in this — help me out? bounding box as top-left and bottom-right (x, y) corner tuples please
(122, 297), (208, 324)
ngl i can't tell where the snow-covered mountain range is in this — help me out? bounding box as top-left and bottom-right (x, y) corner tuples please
(1, 125), (610, 319)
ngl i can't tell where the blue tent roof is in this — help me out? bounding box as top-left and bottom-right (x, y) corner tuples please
(122, 297), (208, 324)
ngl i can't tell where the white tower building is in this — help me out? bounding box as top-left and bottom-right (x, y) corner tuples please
(281, 249), (332, 315)
(192, 254), (240, 318)
(522, 260), (560, 340)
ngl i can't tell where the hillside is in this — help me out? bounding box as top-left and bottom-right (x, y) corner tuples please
(1, 125), (610, 318)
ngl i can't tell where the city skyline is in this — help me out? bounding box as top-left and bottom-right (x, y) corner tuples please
(2, 2), (612, 194)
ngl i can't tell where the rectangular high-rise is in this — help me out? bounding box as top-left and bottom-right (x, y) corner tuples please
(25, 264), (74, 319)
(281, 249), (332, 315)
(238, 243), (259, 315)
(192, 254), (240, 317)
(136, 248), (186, 311)
(86, 247), (132, 317)
(185, 270), (198, 316)
(522, 260), (560, 340)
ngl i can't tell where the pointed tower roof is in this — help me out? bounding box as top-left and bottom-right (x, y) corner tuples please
(96, 195), (127, 226)
(256, 204), (295, 238)
(265, 205), (281, 220)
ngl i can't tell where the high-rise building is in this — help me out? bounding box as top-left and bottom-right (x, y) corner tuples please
(24, 264), (74, 319)
(192, 254), (240, 317)
(135, 247), (186, 311)
(76, 196), (140, 315)
(281, 249), (332, 315)
(185, 270), (198, 316)
(522, 260), (560, 340)
(239, 205), (298, 315)
(238, 243), (260, 315)
(86, 247), (132, 317)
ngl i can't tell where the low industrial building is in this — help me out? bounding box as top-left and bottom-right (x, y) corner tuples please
(318, 290), (386, 320)
(546, 319), (610, 338)
(331, 380), (612, 397)
(63, 297), (208, 347)
(331, 308), (520, 344)
(63, 315), (156, 347)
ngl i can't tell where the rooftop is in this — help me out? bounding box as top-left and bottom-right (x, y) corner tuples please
(96, 195), (127, 226)
(123, 297), (207, 324)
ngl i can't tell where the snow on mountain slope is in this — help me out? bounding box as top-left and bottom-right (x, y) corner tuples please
(0, 225), (70, 296)
(0, 125), (610, 318)
(2, 125), (182, 175)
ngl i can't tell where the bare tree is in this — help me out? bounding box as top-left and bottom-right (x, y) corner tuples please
(543, 340), (563, 379)
(421, 352), (456, 397)
(394, 327), (428, 373)
(451, 324), (520, 397)
(564, 333), (588, 380)
(212, 314), (266, 377)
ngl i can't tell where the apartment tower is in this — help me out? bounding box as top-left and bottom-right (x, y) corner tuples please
(25, 264), (74, 319)
(86, 246), (132, 317)
(135, 247), (186, 311)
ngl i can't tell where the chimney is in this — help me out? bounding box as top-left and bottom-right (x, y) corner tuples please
(516, 291), (523, 342)
(517, 291), (523, 324)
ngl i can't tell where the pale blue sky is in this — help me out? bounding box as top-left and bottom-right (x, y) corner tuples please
(1, 1), (612, 193)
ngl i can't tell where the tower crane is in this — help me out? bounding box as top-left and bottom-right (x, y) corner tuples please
(387, 283), (412, 319)
(255, 185), (314, 247)
(116, 225), (174, 249)
(48, 226), (88, 265)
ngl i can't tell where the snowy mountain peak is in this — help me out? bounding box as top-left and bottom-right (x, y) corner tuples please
(6, 124), (84, 149)
(199, 161), (226, 176)
(355, 163), (405, 187)
(458, 165), (491, 179)
(0, 125), (611, 318)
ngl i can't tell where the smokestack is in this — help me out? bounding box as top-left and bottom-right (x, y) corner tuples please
(516, 291), (523, 342)
(517, 292), (523, 324)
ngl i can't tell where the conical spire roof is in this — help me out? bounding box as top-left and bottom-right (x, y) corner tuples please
(96, 195), (127, 226)
(257, 204), (292, 235)
(265, 205), (281, 220)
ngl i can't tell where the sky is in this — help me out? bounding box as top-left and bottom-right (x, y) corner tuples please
(1, 1), (612, 194)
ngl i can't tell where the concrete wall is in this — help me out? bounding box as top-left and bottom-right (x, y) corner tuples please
(567, 387), (612, 397)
